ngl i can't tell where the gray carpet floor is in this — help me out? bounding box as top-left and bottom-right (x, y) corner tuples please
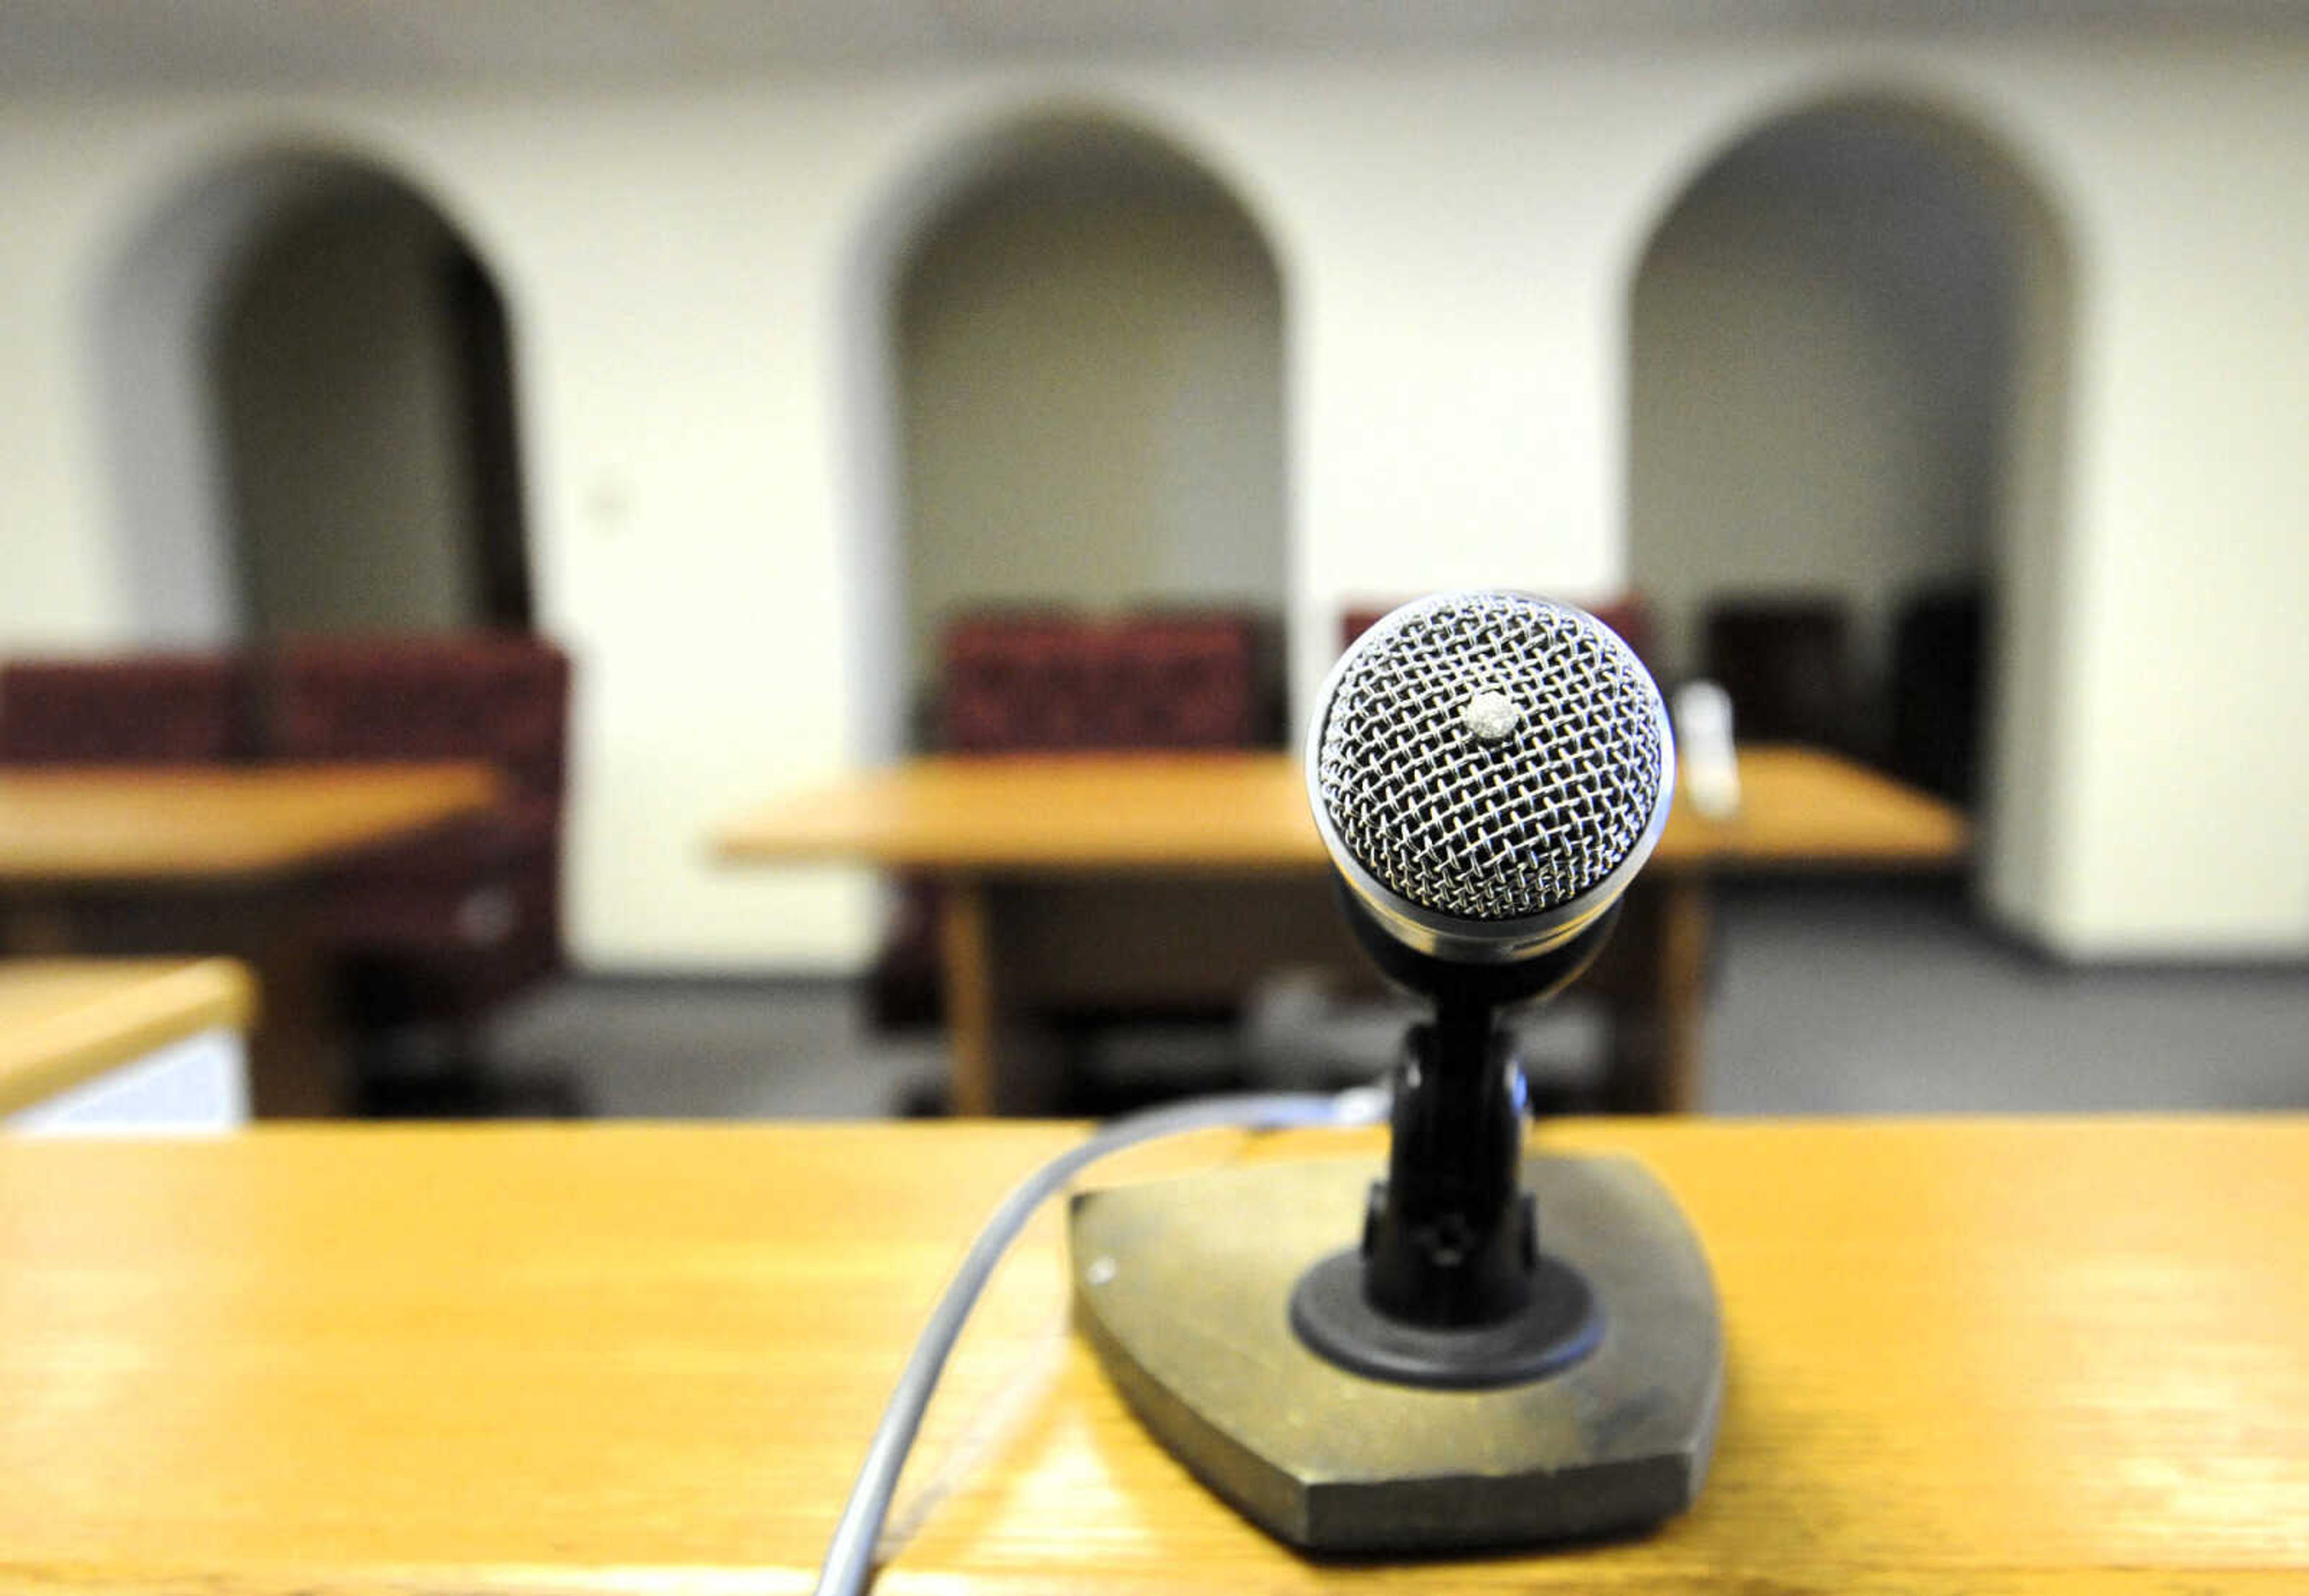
(492, 880), (2308, 1119)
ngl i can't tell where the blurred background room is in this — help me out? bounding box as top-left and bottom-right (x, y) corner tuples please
(1, 2), (2304, 1128)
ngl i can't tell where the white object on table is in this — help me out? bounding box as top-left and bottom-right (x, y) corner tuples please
(1673, 680), (1742, 819)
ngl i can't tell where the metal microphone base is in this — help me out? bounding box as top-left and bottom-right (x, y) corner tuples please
(1069, 1153), (1723, 1555)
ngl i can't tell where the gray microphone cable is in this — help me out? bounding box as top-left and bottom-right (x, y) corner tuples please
(813, 1086), (1388, 1596)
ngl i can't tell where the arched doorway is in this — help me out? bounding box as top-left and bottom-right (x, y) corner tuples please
(1628, 96), (2070, 836)
(91, 150), (532, 643)
(874, 114), (1289, 752)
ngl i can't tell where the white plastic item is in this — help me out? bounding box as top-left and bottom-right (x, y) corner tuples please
(1672, 680), (1741, 820)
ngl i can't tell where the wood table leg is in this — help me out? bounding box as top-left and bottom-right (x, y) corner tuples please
(1653, 873), (1712, 1114)
(936, 877), (1090, 1117)
(1594, 873), (1713, 1115)
(236, 922), (343, 1119)
(940, 877), (999, 1117)
(0, 886), (347, 1119)
(0, 901), (76, 957)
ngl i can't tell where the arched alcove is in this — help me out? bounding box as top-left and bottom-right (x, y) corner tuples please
(850, 111), (1289, 753)
(90, 148), (532, 643)
(1627, 92), (2073, 906)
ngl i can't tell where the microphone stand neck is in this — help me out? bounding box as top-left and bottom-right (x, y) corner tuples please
(1366, 998), (1533, 1326)
(1329, 882), (1627, 1332)
(1290, 885), (1626, 1388)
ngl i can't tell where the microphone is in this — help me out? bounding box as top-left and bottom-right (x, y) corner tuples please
(1069, 591), (1721, 1556)
(1292, 592), (1676, 1382)
(1309, 589), (1675, 966)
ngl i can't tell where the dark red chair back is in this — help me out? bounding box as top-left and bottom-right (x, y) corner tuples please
(942, 612), (1265, 752)
(1889, 583), (1988, 803)
(868, 610), (1272, 1039)
(269, 634), (569, 825)
(1701, 597), (1853, 746)
(256, 634), (575, 1051)
(0, 654), (250, 766)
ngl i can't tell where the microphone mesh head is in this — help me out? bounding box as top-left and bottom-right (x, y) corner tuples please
(1315, 592), (1669, 922)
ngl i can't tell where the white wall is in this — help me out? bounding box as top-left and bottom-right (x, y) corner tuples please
(1630, 104), (2011, 698)
(0, 39), (2303, 966)
(92, 159), (302, 645)
(219, 183), (479, 635)
(897, 145), (1286, 719)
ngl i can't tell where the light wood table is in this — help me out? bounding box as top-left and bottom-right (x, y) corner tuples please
(0, 1117), (2300, 1594)
(0, 957), (256, 1124)
(717, 747), (1969, 1114)
(0, 765), (499, 1117)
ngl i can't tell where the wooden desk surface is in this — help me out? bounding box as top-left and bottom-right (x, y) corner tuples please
(716, 745), (1968, 874)
(0, 763), (501, 886)
(0, 957), (256, 1114)
(1, 1118), (2300, 1594)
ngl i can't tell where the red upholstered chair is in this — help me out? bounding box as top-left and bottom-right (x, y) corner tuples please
(265, 634), (573, 1107)
(942, 612), (1268, 752)
(1338, 606), (1391, 652)
(0, 654), (251, 766)
(1888, 583), (1989, 805)
(1700, 597), (1855, 749)
(867, 610), (1278, 1044)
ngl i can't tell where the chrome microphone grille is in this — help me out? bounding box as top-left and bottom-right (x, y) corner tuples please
(1313, 592), (1672, 928)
